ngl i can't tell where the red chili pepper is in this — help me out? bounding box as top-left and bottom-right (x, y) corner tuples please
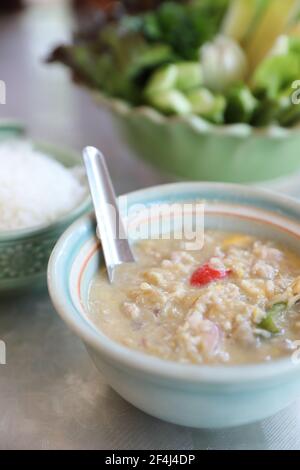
(190, 263), (231, 287)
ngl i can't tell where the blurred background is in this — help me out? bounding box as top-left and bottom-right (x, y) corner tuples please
(0, 0), (169, 195)
(2, 0), (300, 194)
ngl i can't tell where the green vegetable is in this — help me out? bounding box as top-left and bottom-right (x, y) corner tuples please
(225, 83), (258, 123)
(147, 89), (191, 114)
(251, 37), (300, 127)
(221, 0), (269, 44)
(144, 61), (204, 116)
(258, 302), (287, 334)
(127, 0), (230, 60)
(287, 36), (300, 55)
(253, 54), (300, 99)
(175, 62), (202, 92)
(278, 102), (300, 127)
(201, 35), (248, 93)
(252, 36), (300, 103)
(144, 64), (177, 95)
(250, 97), (282, 126)
(128, 44), (175, 78)
(49, 27), (176, 103)
(48, 1), (300, 127)
(187, 88), (226, 123)
(271, 86), (299, 127)
(245, 0), (298, 72)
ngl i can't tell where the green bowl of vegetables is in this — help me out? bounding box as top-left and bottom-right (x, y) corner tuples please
(49, 0), (300, 183)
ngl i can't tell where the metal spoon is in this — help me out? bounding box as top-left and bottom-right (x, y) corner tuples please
(83, 146), (135, 283)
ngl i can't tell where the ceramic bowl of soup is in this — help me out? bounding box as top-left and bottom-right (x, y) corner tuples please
(48, 182), (300, 428)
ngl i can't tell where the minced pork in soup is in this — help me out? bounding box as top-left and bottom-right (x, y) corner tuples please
(88, 231), (300, 365)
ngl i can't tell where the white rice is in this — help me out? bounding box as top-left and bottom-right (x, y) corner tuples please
(0, 140), (87, 231)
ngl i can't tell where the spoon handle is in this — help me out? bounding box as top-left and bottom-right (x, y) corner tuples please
(83, 146), (135, 283)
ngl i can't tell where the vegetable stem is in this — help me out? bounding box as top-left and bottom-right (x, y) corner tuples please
(258, 302), (287, 334)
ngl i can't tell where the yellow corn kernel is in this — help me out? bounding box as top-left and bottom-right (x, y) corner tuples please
(143, 270), (164, 287)
(234, 267), (244, 278)
(222, 234), (252, 249)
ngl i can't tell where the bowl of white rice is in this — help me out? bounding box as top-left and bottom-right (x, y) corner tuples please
(0, 130), (90, 294)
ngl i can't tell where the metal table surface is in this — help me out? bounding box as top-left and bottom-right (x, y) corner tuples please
(0, 1), (300, 450)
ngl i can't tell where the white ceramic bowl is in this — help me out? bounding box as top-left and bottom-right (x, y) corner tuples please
(48, 182), (300, 428)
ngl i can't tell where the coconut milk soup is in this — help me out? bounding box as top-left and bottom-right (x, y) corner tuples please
(88, 231), (300, 365)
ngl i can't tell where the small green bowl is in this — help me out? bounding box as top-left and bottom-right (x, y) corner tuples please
(93, 93), (300, 184)
(0, 124), (91, 295)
